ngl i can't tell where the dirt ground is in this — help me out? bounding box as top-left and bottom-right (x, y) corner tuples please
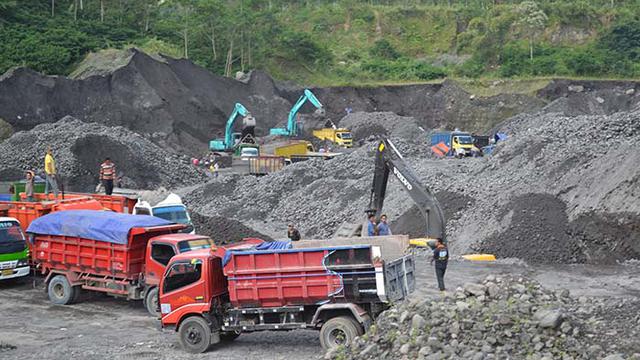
(0, 259), (638, 360)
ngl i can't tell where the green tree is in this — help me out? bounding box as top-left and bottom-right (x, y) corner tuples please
(515, 1), (547, 61)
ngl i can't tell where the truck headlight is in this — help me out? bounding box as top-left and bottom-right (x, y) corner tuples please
(17, 259), (29, 267)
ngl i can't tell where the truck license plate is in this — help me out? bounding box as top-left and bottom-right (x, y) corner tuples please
(1, 269), (13, 276)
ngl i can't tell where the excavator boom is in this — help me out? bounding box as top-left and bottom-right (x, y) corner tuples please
(210, 103), (250, 151)
(270, 89), (323, 137)
(333, 138), (445, 241)
(368, 139), (446, 241)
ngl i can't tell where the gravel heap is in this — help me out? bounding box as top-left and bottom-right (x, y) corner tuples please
(0, 116), (207, 191)
(327, 276), (640, 360)
(339, 111), (428, 155)
(184, 145), (376, 240)
(185, 107), (640, 264)
(190, 211), (273, 244)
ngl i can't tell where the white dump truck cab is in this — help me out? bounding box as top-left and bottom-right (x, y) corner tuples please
(133, 194), (195, 234)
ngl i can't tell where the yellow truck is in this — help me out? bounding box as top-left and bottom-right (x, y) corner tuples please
(273, 141), (314, 158)
(312, 128), (353, 148)
(264, 140), (341, 163)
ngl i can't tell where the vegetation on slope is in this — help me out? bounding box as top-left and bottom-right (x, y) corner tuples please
(0, 1), (639, 85)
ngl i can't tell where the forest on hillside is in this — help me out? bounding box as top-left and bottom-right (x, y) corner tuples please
(0, 0), (639, 85)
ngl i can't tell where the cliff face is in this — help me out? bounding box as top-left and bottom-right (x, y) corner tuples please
(0, 49), (292, 155)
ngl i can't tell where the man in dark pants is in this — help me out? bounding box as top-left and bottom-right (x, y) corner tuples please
(431, 238), (449, 292)
(99, 157), (116, 195)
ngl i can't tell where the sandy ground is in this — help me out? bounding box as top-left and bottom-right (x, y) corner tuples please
(0, 259), (638, 360)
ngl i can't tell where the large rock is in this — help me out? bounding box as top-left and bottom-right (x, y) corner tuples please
(463, 283), (487, 297)
(533, 309), (564, 329)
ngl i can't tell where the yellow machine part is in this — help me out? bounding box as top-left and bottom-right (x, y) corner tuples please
(409, 238), (437, 248)
(462, 254), (496, 261)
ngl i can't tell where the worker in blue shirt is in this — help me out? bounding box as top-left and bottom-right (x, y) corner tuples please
(367, 214), (377, 236)
(377, 214), (391, 236)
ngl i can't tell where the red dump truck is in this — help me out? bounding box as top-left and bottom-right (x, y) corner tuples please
(26, 210), (224, 315)
(0, 192), (138, 233)
(159, 237), (415, 352)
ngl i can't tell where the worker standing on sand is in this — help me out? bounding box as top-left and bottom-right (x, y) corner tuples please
(44, 148), (59, 199)
(213, 163), (219, 178)
(99, 158), (116, 196)
(367, 214), (377, 236)
(25, 171), (35, 202)
(287, 224), (301, 241)
(431, 238), (449, 292)
(377, 214), (392, 236)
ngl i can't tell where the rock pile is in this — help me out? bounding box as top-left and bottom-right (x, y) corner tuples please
(0, 116), (207, 191)
(185, 107), (640, 264)
(327, 276), (640, 360)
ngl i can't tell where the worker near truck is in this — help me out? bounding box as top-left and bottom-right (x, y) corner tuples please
(287, 224), (301, 241)
(24, 171), (35, 202)
(377, 214), (392, 236)
(431, 238), (449, 292)
(44, 148), (59, 199)
(367, 214), (377, 236)
(99, 158), (116, 196)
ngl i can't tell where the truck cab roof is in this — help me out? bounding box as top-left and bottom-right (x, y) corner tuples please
(0, 217), (19, 223)
(150, 233), (211, 246)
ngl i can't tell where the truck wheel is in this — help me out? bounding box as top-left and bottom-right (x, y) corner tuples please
(47, 275), (76, 305)
(319, 316), (361, 350)
(220, 331), (241, 342)
(144, 287), (159, 317)
(71, 286), (83, 304)
(179, 316), (212, 354)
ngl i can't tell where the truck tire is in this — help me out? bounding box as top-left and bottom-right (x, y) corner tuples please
(179, 316), (212, 354)
(47, 275), (76, 305)
(319, 316), (361, 350)
(220, 331), (241, 342)
(144, 287), (159, 317)
(71, 286), (83, 304)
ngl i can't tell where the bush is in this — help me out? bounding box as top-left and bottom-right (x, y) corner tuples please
(279, 31), (333, 65)
(361, 59), (446, 81)
(599, 19), (640, 61)
(564, 48), (604, 76)
(454, 56), (485, 78)
(369, 39), (400, 60)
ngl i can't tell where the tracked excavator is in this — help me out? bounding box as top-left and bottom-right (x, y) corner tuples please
(334, 138), (445, 247)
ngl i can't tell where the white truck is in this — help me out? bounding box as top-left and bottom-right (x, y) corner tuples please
(133, 193), (195, 234)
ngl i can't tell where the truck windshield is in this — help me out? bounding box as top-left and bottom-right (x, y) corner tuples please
(153, 206), (190, 224)
(177, 238), (215, 253)
(338, 132), (352, 139)
(0, 221), (27, 255)
(457, 136), (473, 144)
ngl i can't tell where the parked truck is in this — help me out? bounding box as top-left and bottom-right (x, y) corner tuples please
(159, 237), (415, 353)
(430, 131), (481, 158)
(312, 127), (353, 148)
(133, 193), (195, 234)
(26, 210), (220, 315)
(0, 217), (29, 281)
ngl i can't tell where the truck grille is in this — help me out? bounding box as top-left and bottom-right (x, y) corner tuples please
(0, 260), (18, 269)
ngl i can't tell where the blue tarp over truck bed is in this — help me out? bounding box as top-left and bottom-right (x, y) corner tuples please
(27, 210), (174, 245)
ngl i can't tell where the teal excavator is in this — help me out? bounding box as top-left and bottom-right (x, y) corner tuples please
(209, 103), (255, 152)
(270, 89), (324, 137)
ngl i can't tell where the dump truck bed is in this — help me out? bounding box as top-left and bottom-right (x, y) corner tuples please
(28, 211), (183, 280)
(223, 242), (414, 308)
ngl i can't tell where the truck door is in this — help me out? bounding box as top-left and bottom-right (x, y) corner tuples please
(146, 242), (177, 285)
(159, 259), (206, 316)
